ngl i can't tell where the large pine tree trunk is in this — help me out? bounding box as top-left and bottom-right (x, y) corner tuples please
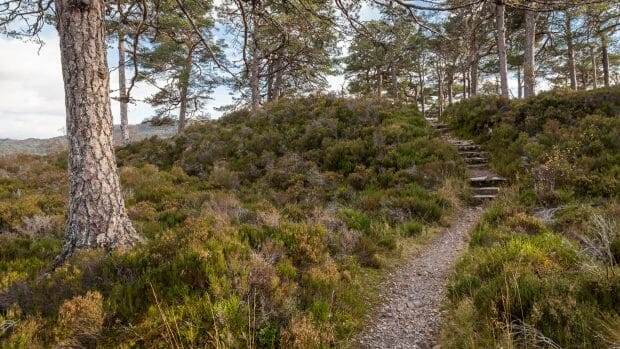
(118, 29), (130, 144)
(495, 1), (509, 98)
(601, 33), (610, 87)
(54, 0), (139, 265)
(565, 13), (577, 90)
(524, 3), (538, 98)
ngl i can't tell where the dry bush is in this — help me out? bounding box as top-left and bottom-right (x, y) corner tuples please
(579, 214), (618, 266)
(208, 161), (240, 189)
(16, 215), (62, 239)
(54, 291), (104, 347)
(280, 315), (332, 349)
(201, 191), (247, 226)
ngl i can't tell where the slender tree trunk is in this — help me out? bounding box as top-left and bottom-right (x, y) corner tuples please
(54, 0), (139, 265)
(565, 13), (577, 90)
(462, 69), (468, 99)
(376, 68), (383, 97)
(601, 33), (610, 87)
(178, 51), (192, 133)
(266, 58), (274, 101)
(517, 65), (523, 98)
(471, 57), (479, 96)
(524, 3), (538, 98)
(447, 73), (453, 105)
(118, 28), (129, 144)
(437, 63), (444, 118)
(591, 47), (598, 89)
(391, 61), (398, 100)
(273, 55), (282, 101)
(495, 0), (509, 98)
(250, 42), (261, 110)
(418, 63), (426, 117)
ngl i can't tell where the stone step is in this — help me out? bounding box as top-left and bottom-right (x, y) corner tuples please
(473, 187), (501, 195)
(469, 176), (507, 187)
(460, 151), (488, 158)
(473, 194), (496, 203)
(464, 157), (489, 164)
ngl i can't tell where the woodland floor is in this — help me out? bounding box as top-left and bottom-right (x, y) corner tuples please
(355, 119), (502, 348)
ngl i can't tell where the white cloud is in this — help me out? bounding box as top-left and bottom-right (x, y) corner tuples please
(0, 36), (66, 139)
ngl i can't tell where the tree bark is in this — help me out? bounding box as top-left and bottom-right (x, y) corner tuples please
(565, 13), (577, 90)
(524, 3), (538, 98)
(118, 28), (130, 144)
(54, 0), (139, 265)
(495, 1), (509, 98)
(178, 50), (192, 133)
(601, 33), (610, 87)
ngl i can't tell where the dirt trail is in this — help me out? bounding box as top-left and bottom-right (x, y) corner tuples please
(356, 118), (504, 348)
(356, 207), (482, 349)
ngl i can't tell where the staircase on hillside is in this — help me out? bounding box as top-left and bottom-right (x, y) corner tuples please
(425, 117), (505, 204)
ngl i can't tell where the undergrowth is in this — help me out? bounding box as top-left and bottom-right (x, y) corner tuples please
(0, 95), (466, 347)
(441, 88), (620, 348)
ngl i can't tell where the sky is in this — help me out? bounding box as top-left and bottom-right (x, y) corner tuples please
(0, 3), (537, 140)
(0, 3), (387, 140)
(0, 32), (347, 140)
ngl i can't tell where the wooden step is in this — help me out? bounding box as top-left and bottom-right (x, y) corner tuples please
(449, 140), (474, 146)
(473, 195), (496, 203)
(464, 157), (489, 164)
(473, 187), (501, 195)
(460, 151), (488, 158)
(467, 163), (488, 169)
(469, 176), (507, 187)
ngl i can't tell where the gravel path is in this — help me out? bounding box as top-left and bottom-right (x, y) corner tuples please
(356, 206), (482, 349)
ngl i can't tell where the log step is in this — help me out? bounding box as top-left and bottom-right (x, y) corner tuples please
(464, 157), (489, 164)
(460, 151), (488, 158)
(473, 187), (501, 195)
(469, 176), (507, 187)
(457, 144), (481, 151)
(473, 195), (496, 202)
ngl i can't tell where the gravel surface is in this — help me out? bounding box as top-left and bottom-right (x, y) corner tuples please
(356, 207), (483, 349)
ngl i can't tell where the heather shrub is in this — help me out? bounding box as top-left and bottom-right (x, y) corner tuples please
(0, 96), (466, 347)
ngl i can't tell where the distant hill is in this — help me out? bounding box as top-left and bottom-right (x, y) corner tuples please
(0, 124), (177, 156)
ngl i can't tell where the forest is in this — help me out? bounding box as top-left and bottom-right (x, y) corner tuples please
(0, 0), (619, 348)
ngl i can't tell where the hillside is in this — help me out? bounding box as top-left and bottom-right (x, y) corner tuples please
(440, 87), (620, 348)
(0, 124), (177, 156)
(0, 96), (468, 347)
